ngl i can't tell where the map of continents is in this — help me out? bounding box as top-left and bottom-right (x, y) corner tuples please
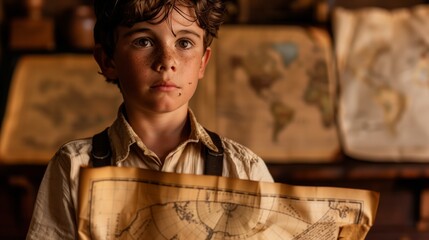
(334, 6), (429, 160)
(216, 26), (338, 161)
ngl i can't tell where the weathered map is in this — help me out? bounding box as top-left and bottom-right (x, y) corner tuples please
(78, 167), (379, 240)
(215, 26), (339, 163)
(334, 5), (429, 161)
(0, 55), (122, 163)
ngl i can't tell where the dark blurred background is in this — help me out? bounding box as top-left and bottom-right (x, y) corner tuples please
(1, 0), (429, 239)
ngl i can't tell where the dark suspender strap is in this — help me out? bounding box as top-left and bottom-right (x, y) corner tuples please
(203, 129), (224, 176)
(91, 128), (112, 167)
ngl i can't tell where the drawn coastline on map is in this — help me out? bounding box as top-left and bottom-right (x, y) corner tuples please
(78, 167), (379, 240)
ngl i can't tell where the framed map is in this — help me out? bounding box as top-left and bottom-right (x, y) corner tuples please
(334, 5), (429, 161)
(0, 54), (122, 164)
(213, 26), (340, 163)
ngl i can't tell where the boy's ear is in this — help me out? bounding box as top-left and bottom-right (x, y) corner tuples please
(198, 47), (212, 79)
(93, 44), (117, 80)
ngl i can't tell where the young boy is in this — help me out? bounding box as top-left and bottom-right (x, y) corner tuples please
(26, 0), (274, 239)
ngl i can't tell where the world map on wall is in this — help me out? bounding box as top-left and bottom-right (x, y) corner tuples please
(0, 55), (123, 163)
(216, 26), (339, 162)
(334, 6), (429, 161)
(230, 41), (334, 142)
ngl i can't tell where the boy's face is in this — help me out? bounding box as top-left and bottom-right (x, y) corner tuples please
(101, 5), (211, 114)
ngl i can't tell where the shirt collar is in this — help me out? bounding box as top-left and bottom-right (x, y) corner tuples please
(108, 106), (220, 164)
(188, 109), (220, 152)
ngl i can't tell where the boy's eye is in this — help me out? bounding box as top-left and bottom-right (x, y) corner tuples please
(132, 38), (153, 48)
(177, 39), (193, 49)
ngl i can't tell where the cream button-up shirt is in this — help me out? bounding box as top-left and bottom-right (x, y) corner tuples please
(26, 109), (274, 240)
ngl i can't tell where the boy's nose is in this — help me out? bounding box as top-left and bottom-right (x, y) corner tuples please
(153, 47), (177, 72)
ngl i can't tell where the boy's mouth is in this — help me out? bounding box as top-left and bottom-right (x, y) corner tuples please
(150, 81), (181, 92)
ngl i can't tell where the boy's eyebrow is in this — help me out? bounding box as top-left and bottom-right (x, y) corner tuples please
(122, 27), (202, 39)
(175, 29), (202, 39)
(122, 28), (151, 38)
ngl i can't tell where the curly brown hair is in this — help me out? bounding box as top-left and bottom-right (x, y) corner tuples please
(93, 0), (226, 58)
